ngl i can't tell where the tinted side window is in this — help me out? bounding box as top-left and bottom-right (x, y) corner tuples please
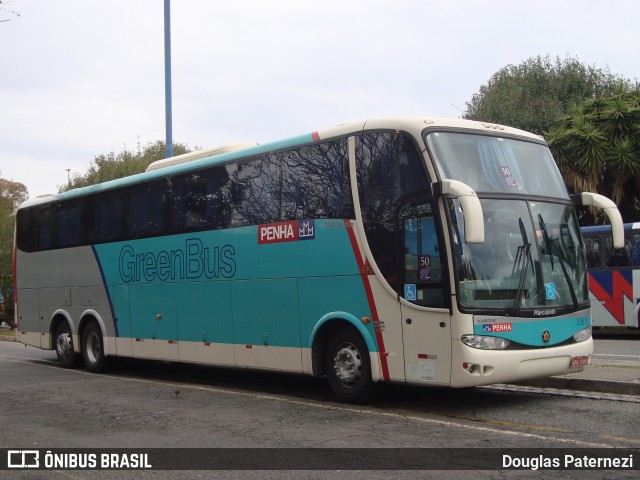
(281, 139), (353, 219)
(126, 181), (166, 239)
(632, 233), (640, 267)
(218, 163), (238, 229)
(169, 169), (220, 233)
(225, 139), (353, 227)
(357, 132), (428, 224)
(605, 234), (639, 268)
(84, 190), (123, 244)
(15, 139), (357, 252)
(584, 236), (602, 269)
(356, 132), (429, 289)
(16, 208), (37, 252)
(37, 206), (53, 251)
(233, 154), (282, 226)
(55, 200), (83, 248)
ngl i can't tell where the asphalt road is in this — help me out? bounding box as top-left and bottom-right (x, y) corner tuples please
(0, 340), (638, 480)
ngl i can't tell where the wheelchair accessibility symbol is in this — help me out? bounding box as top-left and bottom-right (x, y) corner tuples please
(545, 283), (556, 300)
(404, 284), (417, 301)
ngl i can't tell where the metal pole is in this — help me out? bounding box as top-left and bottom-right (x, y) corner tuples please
(164, 0), (174, 158)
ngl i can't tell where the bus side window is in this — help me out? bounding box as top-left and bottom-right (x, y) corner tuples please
(232, 156), (280, 226)
(168, 169), (220, 233)
(125, 181), (166, 239)
(55, 200), (83, 248)
(584, 236), (602, 269)
(356, 132), (429, 291)
(281, 139), (352, 220)
(37, 206), (53, 251)
(633, 234), (640, 267)
(606, 236), (630, 268)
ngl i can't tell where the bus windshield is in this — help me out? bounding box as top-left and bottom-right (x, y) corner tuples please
(425, 131), (588, 312)
(449, 199), (589, 311)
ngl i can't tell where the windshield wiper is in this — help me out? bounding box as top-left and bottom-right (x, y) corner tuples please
(538, 214), (554, 270)
(510, 218), (531, 315)
(537, 214), (578, 308)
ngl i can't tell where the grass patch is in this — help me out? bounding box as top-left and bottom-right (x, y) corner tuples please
(0, 329), (16, 338)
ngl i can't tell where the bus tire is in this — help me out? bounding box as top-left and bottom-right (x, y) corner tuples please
(82, 322), (109, 373)
(54, 321), (80, 368)
(325, 327), (376, 404)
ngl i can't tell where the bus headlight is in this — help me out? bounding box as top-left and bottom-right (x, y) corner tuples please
(461, 335), (511, 350)
(572, 326), (592, 343)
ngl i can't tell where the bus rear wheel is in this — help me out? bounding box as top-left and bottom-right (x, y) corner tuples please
(54, 322), (80, 368)
(82, 322), (109, 373)
(325, 328), (376, 404)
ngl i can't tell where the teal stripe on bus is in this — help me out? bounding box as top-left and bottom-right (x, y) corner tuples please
(93, 220), (379, 350)
(473, 315), (590, 347)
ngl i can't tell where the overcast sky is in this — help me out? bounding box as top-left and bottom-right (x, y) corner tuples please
(1, 0), (639, 198)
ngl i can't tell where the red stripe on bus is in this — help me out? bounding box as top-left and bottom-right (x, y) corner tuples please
(343, 219), (390, 381)
(12, 244), (17, 305)
(588, 272), (631, 325)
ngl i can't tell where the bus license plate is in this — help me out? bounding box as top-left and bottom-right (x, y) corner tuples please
(570, 356), (589, 367)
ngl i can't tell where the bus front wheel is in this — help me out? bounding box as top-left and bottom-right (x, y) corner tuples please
(82, 322), (109, 373)
(325, 327), (376, 404)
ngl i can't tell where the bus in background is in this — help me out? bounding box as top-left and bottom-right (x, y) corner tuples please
(14, 117), (624, 403)
(581, 223), (640, 328)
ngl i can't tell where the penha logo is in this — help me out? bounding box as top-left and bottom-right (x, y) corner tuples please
(482, 323), (512, 333)
(258, 220), (315, 244)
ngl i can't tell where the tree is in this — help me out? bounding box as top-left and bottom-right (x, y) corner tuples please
(60, 140), (191, 192)
(0, 176), (28, 327)
(546, 88), (640, 223)
(464, 55), (633, 135)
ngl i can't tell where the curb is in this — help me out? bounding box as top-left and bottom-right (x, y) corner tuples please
(0, 335), (16, 343)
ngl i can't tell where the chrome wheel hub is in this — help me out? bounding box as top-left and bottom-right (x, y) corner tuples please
(56, 332), (72, 357)
(333, 343), (362, 386)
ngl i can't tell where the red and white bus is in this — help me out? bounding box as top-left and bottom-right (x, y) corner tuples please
(581, 223), (640, 328)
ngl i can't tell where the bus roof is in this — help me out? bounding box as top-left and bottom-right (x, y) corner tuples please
(18, 116), (543, 209)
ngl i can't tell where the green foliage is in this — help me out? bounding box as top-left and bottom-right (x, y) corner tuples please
(464, 55), (632, 135)
(464, 54), (639, 223)
(60, 140), (191, 192)
(0, 177), (29, 326)
(546, 88), (640, 222)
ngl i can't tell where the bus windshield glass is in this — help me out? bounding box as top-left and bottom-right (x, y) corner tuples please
(425, 131), (588, 312)
(448, 199), (589, 311)
(426, 131), (569, 198)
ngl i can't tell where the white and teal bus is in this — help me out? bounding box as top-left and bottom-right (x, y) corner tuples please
(14, 117), (624, 403)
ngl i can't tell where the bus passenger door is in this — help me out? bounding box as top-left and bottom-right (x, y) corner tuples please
(398, 201), (452, 385)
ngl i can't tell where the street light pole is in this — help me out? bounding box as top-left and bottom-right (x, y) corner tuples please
(164, 0), (174, 158)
